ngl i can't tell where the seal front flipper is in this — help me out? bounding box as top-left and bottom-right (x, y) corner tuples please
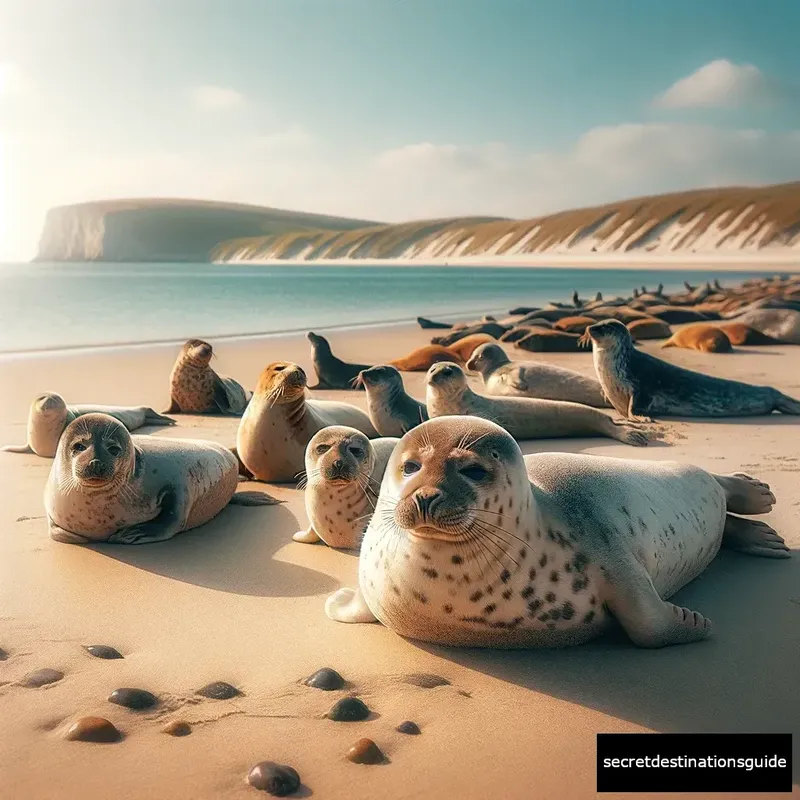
(107, 488), (185, 545)
(325, 587), (378, 624)
(143, 407), (176, 426)
(294, 527), (323, 544)
(1, 443), (34, 454)
(213, 375), (249, 416)
(48, 518), (92, 544)
(229, 490), (283, 506)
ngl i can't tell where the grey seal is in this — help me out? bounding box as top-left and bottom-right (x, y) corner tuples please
(356, 365), (428, 437)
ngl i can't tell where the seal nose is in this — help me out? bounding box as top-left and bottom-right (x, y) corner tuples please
(333, 459), (344, 471)
(414, 489), (443, 521)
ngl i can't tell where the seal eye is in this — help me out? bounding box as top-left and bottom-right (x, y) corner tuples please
(106, 443), (123, 457)
(461, 464), (489, 481)
(402, 460), (421, 476)
(72, 442), (87, 453)
(349, 447), (364, 459)
(274, 365), (286, 372)
(315, 444), (331, 455)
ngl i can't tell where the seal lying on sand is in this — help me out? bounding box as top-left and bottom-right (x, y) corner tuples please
(662, 324), (733, 354)
(45, 413), (279, 545)
(724, 309), (800, 344)
(581, 319), (800, 419)
(466, 343), (610, 408)
(516, 329), (583, 353)
(388, 334), (494, 372)
(3, 392), (174, 458)
(627, 318), (671, 341)
(431, 323), (506, 347)
(716, 323), (781, 346)
(356, 365), (428, 437)
(307, 332), (372, 390)
(325, 416), (787, 647)
(164, 339), (250, 415)
(236, 362), (378, 483)
(293, 426), (399, 549)
(425, 362), (650, 446)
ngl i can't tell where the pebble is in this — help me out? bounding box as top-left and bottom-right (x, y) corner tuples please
(108, 688), (158, 710)
(196, 681), (241, 699)
(327, 696), (370, 722)
(83, 645), (123, 660)
(162, 720), (192, 737)
(403, 673), (450, 688)
(18, 668), (64, 688)
(396, 721), (421, 735)
(0, 647), (8, 661)
(346, 738), (385, 764)
(64, 717), (121, 743)
(303, 667), (344, 691)
(247, 761), (301, 796)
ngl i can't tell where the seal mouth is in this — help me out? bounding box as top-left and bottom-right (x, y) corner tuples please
(406, 525), (465, 543)
(78, 475), (114, 488)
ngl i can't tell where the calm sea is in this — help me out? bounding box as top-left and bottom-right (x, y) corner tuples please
(0, 262), (776, 354)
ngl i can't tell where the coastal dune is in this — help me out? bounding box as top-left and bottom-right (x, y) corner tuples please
(0, 322), (798, 798)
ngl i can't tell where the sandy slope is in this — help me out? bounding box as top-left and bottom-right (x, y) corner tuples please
(0, 324), (798, 799)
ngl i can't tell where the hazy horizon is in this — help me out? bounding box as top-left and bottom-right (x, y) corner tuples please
(2, 0), (800, 261)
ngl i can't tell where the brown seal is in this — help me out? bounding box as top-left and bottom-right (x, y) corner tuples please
(388, 334), (495, 372)
(662, 324), (733, 353)
(553, 316), (597, 334)
(515, 329), (582, 353)
(627, 318), (672, 340)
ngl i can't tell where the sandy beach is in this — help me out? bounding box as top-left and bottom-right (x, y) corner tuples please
(1, 322), (798, 800)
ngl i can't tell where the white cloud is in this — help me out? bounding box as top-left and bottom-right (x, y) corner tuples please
(652, 59), (785, 110)
(190, 84), (245, 110)
(0, 62), (25, 96)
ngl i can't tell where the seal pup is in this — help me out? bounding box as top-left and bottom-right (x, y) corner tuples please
(661, 324), (733, 354)
(466, 343), (610, 408)
(307, 332), (372, 390)
(325, 416), (787, 647)
(2, 392), (174, 458)
(425, 362), (650, 446)
(236, 362), (378, 483)
(293, 426), (399, 548)
(580, 319), (800, 419)
(45, 413), (280, 545)
(356, 365), (428, 437)
(164, 339), (250, 415)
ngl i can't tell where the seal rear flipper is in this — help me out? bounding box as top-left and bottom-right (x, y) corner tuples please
(325, 587), (378, 624)
(775, 391), (800, 415)
(213, 376), (249, 416)
(229, 490), (283, 506)
(1, 443), (34, 454)
(230, 446), (255, 479)
(107, 489), (184, 545)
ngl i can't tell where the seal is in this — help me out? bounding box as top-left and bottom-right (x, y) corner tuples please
(45, 413), (280, 545)
(725, 309), (800, 344)
(164, 339), (250, 415)
(580, 319), (800, 419)
(515, 329), (583, 353)
(500, 324), (553, 343)
(431, 323), (506, 347)
(465, 343), (610, 408)
(552, 316), (597, 334)
(646, 306), (718, 324)
(356, 365), (429, 437)
(390, 334), (497, 371)
(293, 426), (399, 548)
(627, 318), (672, 340)
(307, 332), (372, 390)
(2, 392), (175, 458)
(661, 324), (733, 354)
(716, 323), (781, 346)
(425, 362), (650, 446)
(236, 362), (378, 483)
(325, 416), (788, 647)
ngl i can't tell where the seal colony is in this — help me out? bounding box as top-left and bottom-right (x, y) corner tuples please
(325, 417), (788, 648)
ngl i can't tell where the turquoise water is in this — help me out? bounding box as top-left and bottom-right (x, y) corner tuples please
(0, 261), (778, 354)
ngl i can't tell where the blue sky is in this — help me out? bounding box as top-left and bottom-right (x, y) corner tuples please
(1, 0), (799, 259)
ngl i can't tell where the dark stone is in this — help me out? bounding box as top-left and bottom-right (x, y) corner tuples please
(18, 668), (64, 688)
(64, 717), (121, 743)
(108, 687), (158, 710)
(247, 761), (301, 796)
(346, 738), (385, 764)
(326, 696), (370, 721)
(303, 667), (344, 691)
(162, 720), (192, 736)
(196, 681), (241, 699)
(0, 647), (8, 661)
(83, 645), (124, 660)
(396, 720), (421, 735)
(403, 673), (450, 688)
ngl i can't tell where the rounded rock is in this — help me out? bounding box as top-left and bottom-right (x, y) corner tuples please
(64, 716), (121, 743)
(247, 761), (301, 796)
(83, 645), (123, 660)
(403, 673), (450, 689)
(196, 681), (241, 699)
(346, 738), (385, 764)
(326, 696), (370, 722)
(303, 667), (344, 691)
(108, 687), (158, 710)
(162, 720), (192, 737)
(396, 720), (421, 735)
(18, 668), (64, 688)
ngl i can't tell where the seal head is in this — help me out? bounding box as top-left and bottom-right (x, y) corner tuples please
(60, 414), (135, 491)
(308, 426), (373, 486)
(255, 362), (308, 405)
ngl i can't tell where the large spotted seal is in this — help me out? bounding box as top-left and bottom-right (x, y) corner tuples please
(236, 362), (378, 483)
(45, 413), (280, 545)
(293, 426), (399, 549)
(466, 343), (610, 408)
(425, 363), (650, 446)
(356, 365), (429, 437)
(2, 392), (175, 458)
(307, 332), (371, 390)
(164, 339), (250, 415)
(581, 319), (800, 419)
(325, 416), (787, 648)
